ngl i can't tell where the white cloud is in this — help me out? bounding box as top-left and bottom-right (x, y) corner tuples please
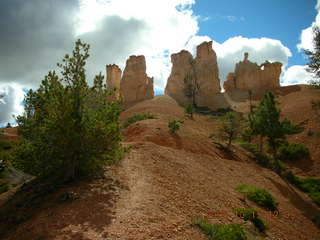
(281, 65), (313, 86)
(0, 83), (25, 124)
(297, 0), (320, 51)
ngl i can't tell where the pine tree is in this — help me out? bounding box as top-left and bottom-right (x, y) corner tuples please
(14, 40), (123, 182)
(251, 92), (303, 158)
(218, 111), (242, 149)
(305, 26), (320, 88)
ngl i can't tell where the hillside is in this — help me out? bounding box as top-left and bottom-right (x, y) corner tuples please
(1, 91), (320, 240)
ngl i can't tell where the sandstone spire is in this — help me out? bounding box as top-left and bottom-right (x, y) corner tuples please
(106, 64), (122, 100)
(165, 41), (221, 107)
(120, 55), (154, 107)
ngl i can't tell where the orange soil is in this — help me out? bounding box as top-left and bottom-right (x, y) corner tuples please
(1, 92), (320, 240)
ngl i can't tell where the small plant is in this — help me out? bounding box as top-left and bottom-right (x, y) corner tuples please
(239, 141), (273, 168)
(168, 120), (182, 134)
(236, 185), (278, 211)
(217, 112), (242, 149)
(285, 171), (320, 206)
(234, 208), (267, 233)
(123, 113), (156, 128)
(193, 219), (247, 240)
(185, 104), (195, 119)
(277, 143), (310, 161)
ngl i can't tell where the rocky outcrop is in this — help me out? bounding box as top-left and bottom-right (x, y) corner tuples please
(165, 41), (222, 108)
(120, 55), (154, 107)
(224, 52), (282, 91)
(106, 64), (122, 100)
(194, 41), (221, 106)
(165, 50), (194, 106)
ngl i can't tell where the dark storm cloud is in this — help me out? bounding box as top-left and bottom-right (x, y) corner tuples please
(80, 15), (147, 80)
(0, 0), (78, 85)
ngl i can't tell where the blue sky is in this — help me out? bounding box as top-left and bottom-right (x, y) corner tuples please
(0, 0), (318, 124)
(193, 0), (316, 67)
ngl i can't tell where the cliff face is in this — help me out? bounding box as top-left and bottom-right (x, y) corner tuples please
(106, 64), (122, 100)
(224, 53), (282, 91)
(165, 41), (221, 107)
(120, 55), (154, 107)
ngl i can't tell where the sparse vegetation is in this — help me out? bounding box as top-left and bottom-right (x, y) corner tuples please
(12, 40), (124, 183)
(242, 92), (303, 173)
(277, 143), (309, 161)
(168, 120), (182, 134)
(193, 219), (247, 240)
(234, 208), (267, 233)
(285, 171), (320, 206)
(185, 104), (195, 119)
(0, 183), (9, 194)
(236, 185), (278, 211)
(216, 111), (242, 149)
(123, 113), (156, 128)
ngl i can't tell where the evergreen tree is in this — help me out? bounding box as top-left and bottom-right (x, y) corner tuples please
(218, 111), (242, 149)
(305, 26), (320, 88)
(251, 92), (303, 157)
(14, 40), (123, 182)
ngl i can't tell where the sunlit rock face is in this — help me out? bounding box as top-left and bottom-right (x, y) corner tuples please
(120, 55), (154, 107)
(165, 41), (222, 108)
(223, 52), (282, 91)
(106, 64), (122, 100)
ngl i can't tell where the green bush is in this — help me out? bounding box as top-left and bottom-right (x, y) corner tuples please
(123, 113), (156, 128)
(239, 142), (273, 167)
(185, 104), (195, 119)
(0, 183), (9, 194)
(236, 185), (278, 211)
(277, 143), (309, 161)
(0, 140), (13, 151)
(285, 171), (320, 206)
(193, 219), (247, 240)
(168, 120), (182, 134)
(234, 208), (267, 233)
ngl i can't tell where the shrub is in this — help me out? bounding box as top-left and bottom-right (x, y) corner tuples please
(0, 140), (13, 151)
(234, 208), (267, 233)
(0, 183), (9, 194)
(239, 142), (273, 168)
(168, 120), (181, 134)
(123, 113), (156, 128)
(285, 171), (320, 206)
(193, 219), (247, 240)
(277, 143), (310, 161)
(236, 185), (278, 211)
(185, 104), (195, 119)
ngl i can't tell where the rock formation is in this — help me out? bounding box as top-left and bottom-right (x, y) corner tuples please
(223, 52), (282, 91)
(165, 41), (222, 108)
(120, 55), (154, 107)
(194, 41), (221, 106)
(106, 64), (122, 100)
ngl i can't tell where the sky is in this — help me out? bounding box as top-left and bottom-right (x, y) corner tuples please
(0, 0), (318, 124)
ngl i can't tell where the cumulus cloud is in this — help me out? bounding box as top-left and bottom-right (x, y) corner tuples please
(0, 0), (303, 124)
(297, 1), (320, 51)
(0, 83), (25, 124)
(281, 65), (313, 86)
